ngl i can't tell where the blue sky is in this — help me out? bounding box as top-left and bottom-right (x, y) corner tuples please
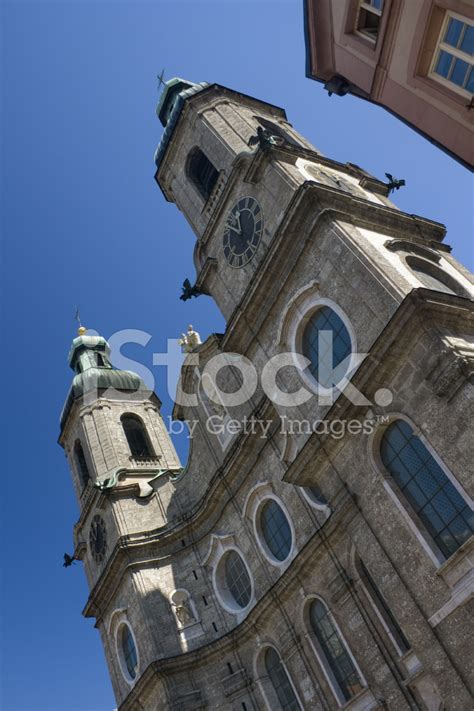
(1, 2), (472, 710)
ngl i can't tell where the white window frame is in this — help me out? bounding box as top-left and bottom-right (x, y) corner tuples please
(111, 614), (140, 686)
(252, 492), (297, 569)
(429, 11), (474, 99)
(355, 0), (384, 43)
(203, 534), (255, 620)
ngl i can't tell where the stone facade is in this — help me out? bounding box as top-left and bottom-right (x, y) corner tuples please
(59, 81), (474, 710)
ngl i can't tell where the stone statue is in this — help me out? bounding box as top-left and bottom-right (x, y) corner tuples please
(179, 324), (202, 353)
(171, 597), (195, 626)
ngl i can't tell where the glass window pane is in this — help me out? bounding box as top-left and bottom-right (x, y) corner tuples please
(460, 24), (474, 55)
(381, 421), (474, 558)
(451, 58), (470, 87)
(310, 600), (363, 702)
(434, 50), (454, 78)
(261, 500), (292, 561)
(224, 551), (251, 608)
(302, 307), (351, 387)
(121, 626), (138, 679)
(265, 648), (300, 710)
(444, 17), (464, 48)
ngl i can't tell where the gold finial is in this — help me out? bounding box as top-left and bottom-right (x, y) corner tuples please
(74, 306), (87, 336)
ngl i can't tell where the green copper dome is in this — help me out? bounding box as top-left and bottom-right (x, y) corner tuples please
(60, 330), (149, 432)
(154, 77), (209, 170)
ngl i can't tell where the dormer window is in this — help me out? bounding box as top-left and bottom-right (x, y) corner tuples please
(356, 0), (384, 41)
(188, 148), (218, 201)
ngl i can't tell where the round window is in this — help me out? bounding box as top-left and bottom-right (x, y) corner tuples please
(260, 500), (292, 562)
(118, 623), (138, 681)
(221, 550), (252, 610)
(302, 306), (351, 387)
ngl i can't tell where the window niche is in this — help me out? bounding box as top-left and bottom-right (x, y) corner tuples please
(169, 589), (203, 643)
(187, 147), (219, 201)
(74, 439), (90, 490)
(121, 414), (155, 459)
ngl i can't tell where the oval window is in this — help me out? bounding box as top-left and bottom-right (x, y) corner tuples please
(260, 500), (292, 562)
(119, 623), (138, 681)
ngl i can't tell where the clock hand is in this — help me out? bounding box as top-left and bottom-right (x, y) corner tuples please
(225, 221), (242, 235)
(234, 210), (243, 234)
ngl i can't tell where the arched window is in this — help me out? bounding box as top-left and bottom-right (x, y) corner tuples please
(302, 306), (352, 387)
(188, 148), (218, 201)
(74, 439), (90, 489)
(264, 647), (301, 710)
(260, 500), (292, 562)
(405, 256), (465, 296)
(224, 550), (252, 609)
(118, 623), (138, 681)
(309, 599), (364, 703)
(381, 420), (474, 558)
(355, 556), (409, 656)
(121, 415), (154, 458)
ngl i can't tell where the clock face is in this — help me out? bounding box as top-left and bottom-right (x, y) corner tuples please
(89, 514), (107, 563)
(223, 196), (263, 268)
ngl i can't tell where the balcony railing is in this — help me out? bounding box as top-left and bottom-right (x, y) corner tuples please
(129, 454), (162, 468)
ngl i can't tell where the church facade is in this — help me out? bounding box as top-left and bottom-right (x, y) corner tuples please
(59, 79), (474, 710)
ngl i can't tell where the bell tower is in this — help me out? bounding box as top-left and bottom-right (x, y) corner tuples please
(59, 78), (473, 711)
(154, 78), (467, 325)
(59, 326), (183, 705)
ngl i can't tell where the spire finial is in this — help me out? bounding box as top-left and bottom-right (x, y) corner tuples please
(74, 306), (87, 336)
(157, 68), (166, 94)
